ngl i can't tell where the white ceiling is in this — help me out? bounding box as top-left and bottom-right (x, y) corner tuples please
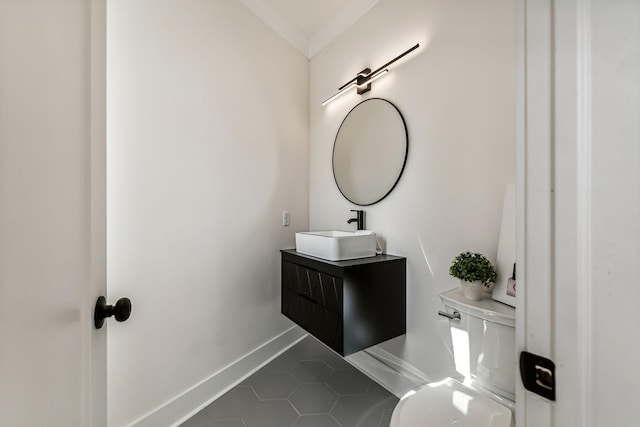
(236, 0), (381, 58)
(267, 0), (351, 36)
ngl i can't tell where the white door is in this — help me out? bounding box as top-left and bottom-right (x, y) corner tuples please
(518, 0), (640, 425)
(0, 0), (108, 425)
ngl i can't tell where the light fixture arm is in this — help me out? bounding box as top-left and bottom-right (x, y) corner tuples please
(337, 43), (420, 91)
(322, 43), (419, 106)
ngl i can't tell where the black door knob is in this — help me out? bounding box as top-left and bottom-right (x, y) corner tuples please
(94, 296), (132, 329)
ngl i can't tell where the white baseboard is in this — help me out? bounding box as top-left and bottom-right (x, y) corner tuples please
(364, 346), (431, 384)
(129, 326), (308, 427)
(345, 345), (431, 398)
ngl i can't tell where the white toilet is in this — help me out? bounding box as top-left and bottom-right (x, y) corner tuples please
(390, 288), (516, 427)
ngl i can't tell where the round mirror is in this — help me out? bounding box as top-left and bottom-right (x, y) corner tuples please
(332, 98), (408, 206)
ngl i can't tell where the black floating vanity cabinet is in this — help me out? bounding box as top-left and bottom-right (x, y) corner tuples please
(281, 249), (406, 356)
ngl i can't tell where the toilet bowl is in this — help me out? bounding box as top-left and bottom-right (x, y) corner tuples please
(390, 288), (516, 427)
(390, 378), (512, 427)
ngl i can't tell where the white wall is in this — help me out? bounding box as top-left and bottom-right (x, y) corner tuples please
(107, 1), (309, 425)
(310, 0), (516, 378)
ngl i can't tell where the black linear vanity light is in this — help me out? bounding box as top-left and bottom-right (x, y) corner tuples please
(321, 43), (420, 106)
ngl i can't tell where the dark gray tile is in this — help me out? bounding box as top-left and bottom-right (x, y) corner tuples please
(379, 409), (394, 427)
(291, 360), (333, 383)
(242, 399), (299, 427)
(376, 396), (399, 412)
(318, 351), (353, 370)
(206, 385), (298, 427)
(253, 371), (298, 399)
(366, 383), (399, 409)
(211, 420), (246, 427)
(290, 337), (352, 370)
(185, 335), (399, 427)
(180, 409), (213, 427)
(263, 352), (300, 373)
(205, 387), (258, 420)
(294, 414), (341, 427)
(289, 383), (337, 414)
(327, 368), (372, 395)
(237, 371), (264, 387)
(181, 412), (246, 427)
(331, 395), (383, 427)
(359, 406), (385, 427)
(287, 337), (329, 361)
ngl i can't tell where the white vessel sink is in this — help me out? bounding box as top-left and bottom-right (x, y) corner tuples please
(295, 230), (377, 261)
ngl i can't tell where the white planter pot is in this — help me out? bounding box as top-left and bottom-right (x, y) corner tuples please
(460, 280), (486, 301)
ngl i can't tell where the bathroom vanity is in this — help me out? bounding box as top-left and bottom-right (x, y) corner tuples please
(281, 249), (406, 356)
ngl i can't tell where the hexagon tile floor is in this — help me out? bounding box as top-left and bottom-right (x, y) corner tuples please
(180, 336), (399, 427)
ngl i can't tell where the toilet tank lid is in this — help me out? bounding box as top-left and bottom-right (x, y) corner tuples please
(440, 288), (515, 327)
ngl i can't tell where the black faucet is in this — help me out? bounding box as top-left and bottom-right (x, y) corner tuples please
(347, 210), (365, 230)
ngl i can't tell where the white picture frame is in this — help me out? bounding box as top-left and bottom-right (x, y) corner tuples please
(492, 184), (516, 307)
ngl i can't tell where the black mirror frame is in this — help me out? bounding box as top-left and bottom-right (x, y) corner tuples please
(332, 98), (409, 206)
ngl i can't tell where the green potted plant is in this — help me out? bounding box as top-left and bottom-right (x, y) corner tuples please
(449, 251), (497, 300)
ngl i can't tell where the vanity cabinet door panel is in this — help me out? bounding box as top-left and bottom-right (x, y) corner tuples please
(282, 285), (344, 354)
(307, 270), (324, 305)
(283, 261), (315, 302)
(283, 261), (343, 314)
(282, 287), (312, 331)
(318, 309), (343, 354)
(281, 288), (300, 325)
(306, 302), (325, 336)
(283, 262), (306, 293)
(297, 297), (313, 329)
(319, 273), (342, 314)
(282, 261), (299, 292)
(281, 288), (301, 319)
(302, 266), (343, 313)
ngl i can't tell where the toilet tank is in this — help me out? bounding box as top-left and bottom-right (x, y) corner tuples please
(440, 288), (516, 402)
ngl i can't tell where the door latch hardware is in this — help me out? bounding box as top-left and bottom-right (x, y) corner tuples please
(520, 351), (556, 401)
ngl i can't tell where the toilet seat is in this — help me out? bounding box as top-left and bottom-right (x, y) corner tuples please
(390, 378), (512, 427)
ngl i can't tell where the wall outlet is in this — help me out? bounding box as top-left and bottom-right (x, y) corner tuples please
(282, 211), (290, 226)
